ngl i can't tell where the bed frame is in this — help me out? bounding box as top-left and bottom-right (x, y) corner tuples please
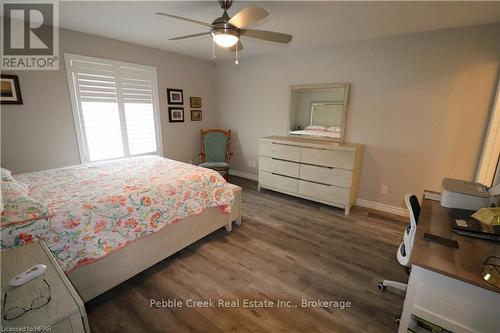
(68, 184), (241, 302)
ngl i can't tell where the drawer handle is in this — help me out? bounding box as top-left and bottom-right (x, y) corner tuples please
(300, 161), (334, 169)
(300, 179), (332, 187)
(271, 157), (299, 163)
(270, 172), (299, 180)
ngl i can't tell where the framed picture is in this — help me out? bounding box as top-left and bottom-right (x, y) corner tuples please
(190, 97), (202, 109)
(1, 75), (23, 105)
(167, 88), (183, 105)
(168, 107), (184, 122)
(191, 110), (202, 121)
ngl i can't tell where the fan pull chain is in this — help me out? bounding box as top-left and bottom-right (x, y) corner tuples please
(235, 42), (239, 66)
(212, 39), (216, 66)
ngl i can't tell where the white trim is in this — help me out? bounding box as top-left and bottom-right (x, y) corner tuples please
(229, 169), (258, 181)
(150, 66), (164, 157)
(64, 53), (88, 163)
(476, 77), (500, 187)
(355, 199), (408, 217)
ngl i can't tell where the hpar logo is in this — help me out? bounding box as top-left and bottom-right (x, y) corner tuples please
(1, 0), (59, 70)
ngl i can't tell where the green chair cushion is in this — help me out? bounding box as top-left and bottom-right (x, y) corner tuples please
(199, 161), (229, 169)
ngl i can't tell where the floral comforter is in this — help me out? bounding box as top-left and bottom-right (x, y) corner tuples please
(12, 156), (234, 272)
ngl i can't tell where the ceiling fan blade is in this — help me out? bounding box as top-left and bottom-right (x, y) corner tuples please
(229, 41), (244, 52)
(156, 12), (212, 27)
(227, 5), (268, 29)
(169, 32), (211, 41)
(241, 29), (293, 44)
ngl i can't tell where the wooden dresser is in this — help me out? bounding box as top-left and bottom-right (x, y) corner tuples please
(258, 136), (364, 214)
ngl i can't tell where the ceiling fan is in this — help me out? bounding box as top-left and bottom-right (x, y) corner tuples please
(156, 0), (292, 58)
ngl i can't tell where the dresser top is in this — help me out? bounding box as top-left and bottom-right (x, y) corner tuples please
(260, 135), (363, 151)
(1, 241), (81, 328)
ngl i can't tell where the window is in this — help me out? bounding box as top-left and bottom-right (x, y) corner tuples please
(65, 53), (162, 163)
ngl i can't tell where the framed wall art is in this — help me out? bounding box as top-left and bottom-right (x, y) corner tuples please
(1, 75), (23, 105)
(167, 88), (183, 105)
(168, 107), (184, 122)
(191, 110), (202, 121)
(190, 97), (201, 108)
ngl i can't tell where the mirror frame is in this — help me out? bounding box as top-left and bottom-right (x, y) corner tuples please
(288, 83), (350, 142)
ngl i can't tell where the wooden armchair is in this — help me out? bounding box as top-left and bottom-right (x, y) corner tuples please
(198, 129), (233, 180)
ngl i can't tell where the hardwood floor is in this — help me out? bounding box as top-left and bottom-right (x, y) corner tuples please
(86, 177), (408, 333)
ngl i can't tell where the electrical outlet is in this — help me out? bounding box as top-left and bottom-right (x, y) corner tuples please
(381, 185), (388, 194)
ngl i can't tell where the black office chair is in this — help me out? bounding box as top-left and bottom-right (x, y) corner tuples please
(377, 193), (421, 292)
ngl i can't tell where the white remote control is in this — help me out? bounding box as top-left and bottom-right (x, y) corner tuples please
(8, 264), (47, 287)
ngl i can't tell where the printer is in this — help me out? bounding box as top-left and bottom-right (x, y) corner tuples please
(441, 178), (500, 211)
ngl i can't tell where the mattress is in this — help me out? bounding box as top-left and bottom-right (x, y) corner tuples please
(9, 156), (234, 272)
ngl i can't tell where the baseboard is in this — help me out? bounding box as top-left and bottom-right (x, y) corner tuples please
(356, 199), (408, 217)
(229, 170), (408, 217)
(229, 169), (258, 181)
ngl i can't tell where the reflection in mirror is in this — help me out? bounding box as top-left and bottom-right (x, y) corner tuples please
(289, 84), (349, 142)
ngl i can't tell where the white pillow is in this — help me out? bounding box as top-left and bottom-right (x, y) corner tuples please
(305, 125), (327, 131)
(326, 126), (341, 132)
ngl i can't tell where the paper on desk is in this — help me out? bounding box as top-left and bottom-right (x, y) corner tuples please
(472, 207), (500, 226)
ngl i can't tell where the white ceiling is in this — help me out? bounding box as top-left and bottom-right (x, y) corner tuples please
(59, 1), (500, 61)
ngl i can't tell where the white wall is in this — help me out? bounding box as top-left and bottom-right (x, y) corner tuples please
(214, 23), (500, 207)
(1, 28), (215, 173)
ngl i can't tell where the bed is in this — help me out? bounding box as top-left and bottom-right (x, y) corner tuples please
(1, 156), (241, 301)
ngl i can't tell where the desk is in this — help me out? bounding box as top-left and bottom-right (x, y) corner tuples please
(399, 199), (499, 333)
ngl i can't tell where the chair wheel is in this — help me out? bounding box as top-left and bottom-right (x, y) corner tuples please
(377, 282), (386, 291)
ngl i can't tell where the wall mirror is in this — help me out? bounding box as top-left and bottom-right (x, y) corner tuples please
(289, 83), (349, 142)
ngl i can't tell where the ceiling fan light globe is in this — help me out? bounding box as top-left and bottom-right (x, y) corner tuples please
(212, 33), (239, 48)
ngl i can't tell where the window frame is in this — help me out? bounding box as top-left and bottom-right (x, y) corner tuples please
(64, 53), (163, 164)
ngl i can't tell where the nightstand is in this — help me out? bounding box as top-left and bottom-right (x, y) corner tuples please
(1, 241), (90, 332)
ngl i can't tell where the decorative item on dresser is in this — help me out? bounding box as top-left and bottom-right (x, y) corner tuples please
(1, 241), (90, 333)
(258, 136), (363, 215)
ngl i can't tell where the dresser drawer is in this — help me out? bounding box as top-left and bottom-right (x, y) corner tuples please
(259, 171), (298, 194)
(260, 140), (301, 162)
(300, 147), (355, 170)
(298, 180), (350, 205)
(300, 164), (353, 188)
(259, 156), (299, 178)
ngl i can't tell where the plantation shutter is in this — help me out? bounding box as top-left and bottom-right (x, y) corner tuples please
(65, 54), (162, 163)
